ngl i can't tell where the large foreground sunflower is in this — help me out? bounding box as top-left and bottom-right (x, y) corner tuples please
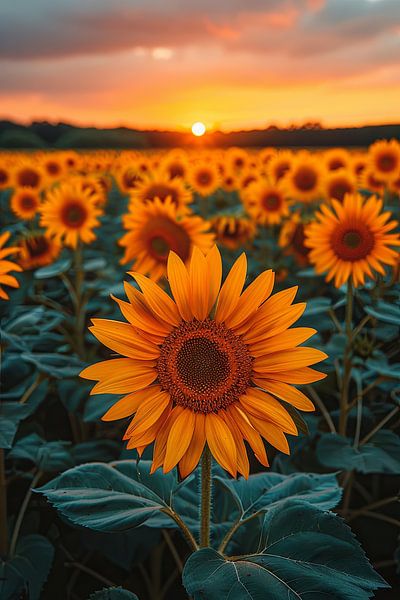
(305, 193), (400, 288)
(0, 231), (22, 300)
(40, 182), (103, 248)
(119, 198), (214, 281)
(81, 246), (327, 478)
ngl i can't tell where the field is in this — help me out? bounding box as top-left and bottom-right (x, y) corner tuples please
(1, 143), (400, 600)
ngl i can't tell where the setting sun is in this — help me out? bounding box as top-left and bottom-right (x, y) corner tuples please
(191, 121), (206, 136)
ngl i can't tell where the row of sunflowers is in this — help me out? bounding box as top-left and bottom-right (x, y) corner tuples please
(1, 140), (400, 600)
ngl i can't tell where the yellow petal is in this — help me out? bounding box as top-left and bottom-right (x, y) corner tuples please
(163, 408), (196, 473)
(215, 253), (247, 323)
(129, 272), (180, 326)
(205, 413), (237, 477)
(167, 251), (193, 321)
(225, 269), (275, 330)
(178, 413), (206, 478)
(189, 247), (210, 320)
(102, 385), (161, 421)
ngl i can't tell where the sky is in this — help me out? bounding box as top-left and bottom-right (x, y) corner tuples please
(0, 0), (399, 131)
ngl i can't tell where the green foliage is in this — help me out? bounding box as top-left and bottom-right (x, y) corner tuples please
(317, 431), (400, 474)
(89, 588), (139, 599)
(0, 535), (54, 600)
(183, 501), (388, 600)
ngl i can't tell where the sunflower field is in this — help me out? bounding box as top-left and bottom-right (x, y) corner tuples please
(1, 141), (400, 600)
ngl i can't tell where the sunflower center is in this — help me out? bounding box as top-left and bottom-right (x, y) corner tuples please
(262, 193), (281, 211)
(293, 166), (317, 191)
(157, 319), (253, 413)
(147, 184), (178, 205)
(123, 171), (140, 189)
(47, 162), (60, 175)
(61, 201), (88, 228)
(26, 236), (50, 257)
(197, 171), (212, 186)
(329, 159), (345, 171)
(377, 153), (397, 173)
(142, 216), (191, 263)
(17, 168), (40, 188)
(331, 224), (375, 261)
(21, 195), (35, 210)
(329, 181), (353, 202)
(168, 163), (185, 179)
(0, 169), (8, 184)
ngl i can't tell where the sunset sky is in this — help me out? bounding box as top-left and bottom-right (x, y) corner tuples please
(1, 0), (399, 131)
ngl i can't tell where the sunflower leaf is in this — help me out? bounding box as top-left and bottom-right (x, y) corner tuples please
(88, 587), (139, 599)
(317, 431), (400, 474)
(0, 534), (54, 600)
(183, 500), (388, 600)
(35, 461), (174, 532)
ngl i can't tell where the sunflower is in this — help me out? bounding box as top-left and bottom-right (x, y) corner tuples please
(323, 148), (351, 171)
(18, 232), (60, 270)
(130, 171), (192, 214)
(351, 153), (368, 180)
(210, 215), (256, 250)
(368, 139), (400, 183)
(324, 169), (357, 203)
(41, 154), (65, 179)
(283, 152), (325, 203)
(13, 162), (45, 190)
(10, 188), (41, 220)
(188, 162), (220, 197)
(226, 147), (249, 172)
(81, 246), (327, 478)
(0, 165), (12, 190)
(361, 169), (385, 195)
(0, 231), (22, 300)
(119, 198), (214, 281)
(243, 180), (289, 226)
(63, 151), (79, 171)
(221, 171), (238, 193)
(116, 166), (144, 195)
(161, 150), (189, 180)
(305, 193), (400, 288)
(40, 181), (103, 248)
(279, 214), (310, 266)
(267, 150), (293, 182)
(238, 168), (260, 192)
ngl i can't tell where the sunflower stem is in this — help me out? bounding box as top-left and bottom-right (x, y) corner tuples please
(200, 445), (212, 548)
(339, 280), (353, 437)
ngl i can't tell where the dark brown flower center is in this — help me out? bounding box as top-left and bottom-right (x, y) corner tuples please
(46, 161), (61, 175)
(262, 193), (281, 211)
(157, 319), (253, 413)
(142, 216), (191, 263)
(17, 168), (40, 188)
(293, 166), (317, 191)
(328, 158), (345, 171)
(328, 179), (353, 202)
(21, 195), (35, 210)
(196, 170), (212, 186)
(26, 235), (50, 257)
(146, 183), (179, 205)
(61, 201), (88, 228)
(0, 169), (8, 185)
(275, 161), (290, 180)
(377, 152), (397, 173)
(331, 225), (375, 261)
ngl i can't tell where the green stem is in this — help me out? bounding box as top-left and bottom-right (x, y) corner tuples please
(200, 445), (212, 548)
(9, 470), (42, 557)
(339, 281), (353, 436)
(163, 508), (198, 552)
(0, 449), (8, 557)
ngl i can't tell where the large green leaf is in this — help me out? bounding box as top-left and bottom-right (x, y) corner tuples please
(36, 461), (174, 532)
(183, 501), (388, 600)
(365, 300), (400, 325)
(0, 534), (54, 600)
(89, 588), (139, 599)
(216, 472), (341, 518)
(9, 433), (74, 471)
(317, 430), (400, 474)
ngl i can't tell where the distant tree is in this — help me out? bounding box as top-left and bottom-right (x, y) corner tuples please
(0, 128), (46, 149)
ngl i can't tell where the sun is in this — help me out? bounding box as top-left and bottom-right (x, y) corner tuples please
(191, 122), (206, 137)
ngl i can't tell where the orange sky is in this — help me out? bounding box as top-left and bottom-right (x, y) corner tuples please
(1, 0), (400, 131)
